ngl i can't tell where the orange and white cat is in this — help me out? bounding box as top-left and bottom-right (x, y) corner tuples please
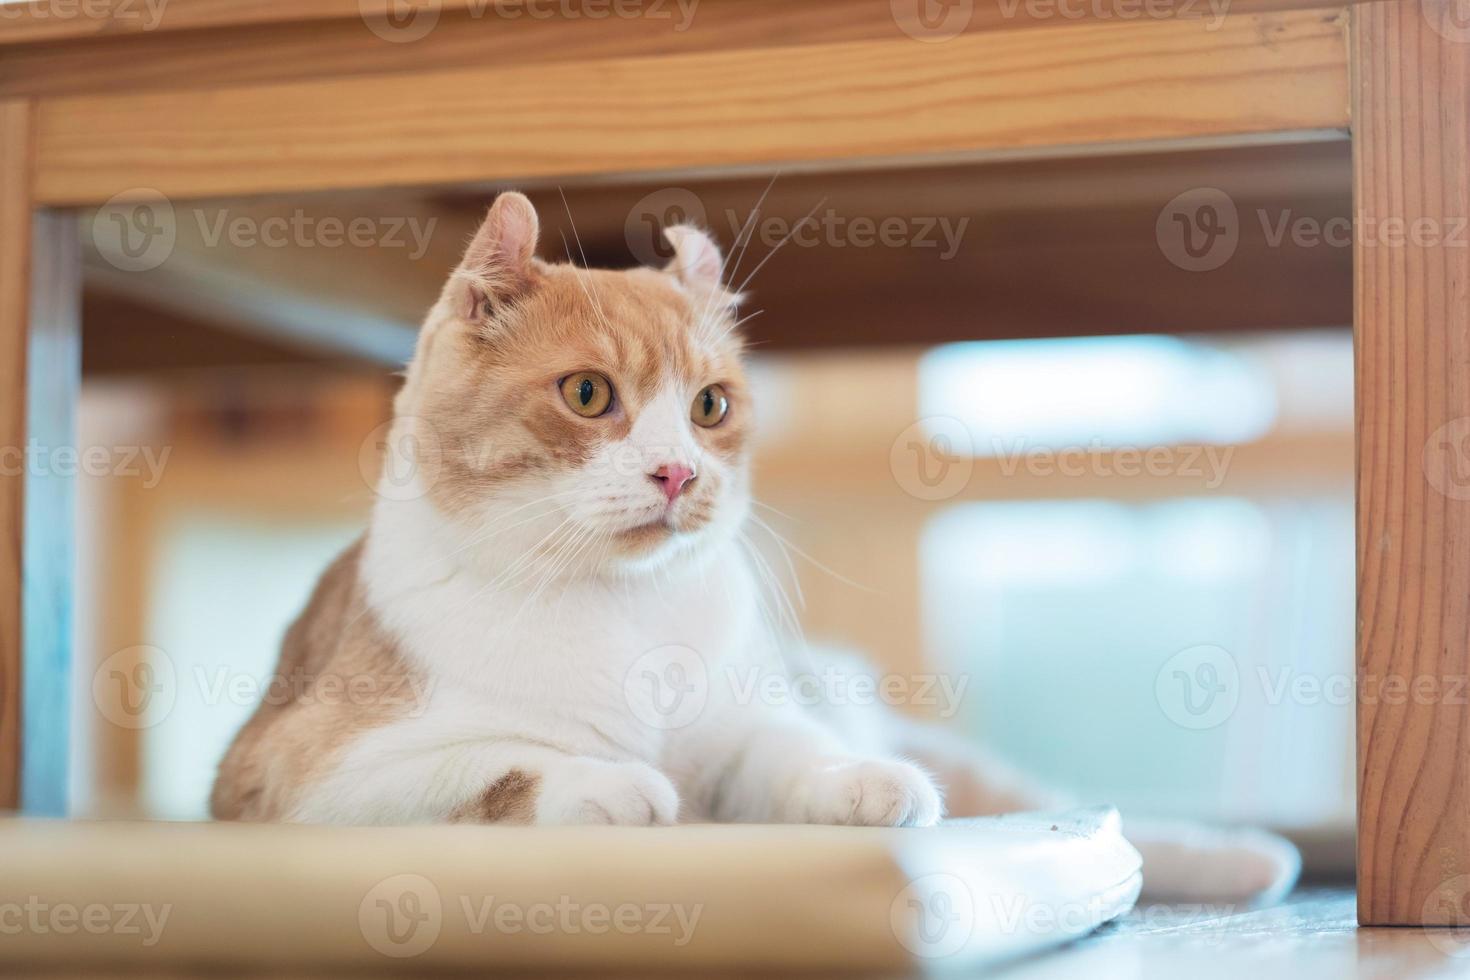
(213, 192), (1298, 902)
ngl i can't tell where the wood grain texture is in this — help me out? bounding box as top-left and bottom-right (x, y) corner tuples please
(30, 9), (1350, 206)
(1355, 0), (1470, 927)
(0, 0), (1365, 99)
(0, 0), (427, 44)
(0, 0), (1365, 49)
(0, 99), (31, 812)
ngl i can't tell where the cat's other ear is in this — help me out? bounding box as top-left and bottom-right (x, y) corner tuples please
(663, 224), (725, 291)
(454, 191), (540, 318)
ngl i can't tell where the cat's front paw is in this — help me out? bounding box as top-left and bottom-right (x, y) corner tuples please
(535, 758), (679, 826)
(805, 759), (943, 828)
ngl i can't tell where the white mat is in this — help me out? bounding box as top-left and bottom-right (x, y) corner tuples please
(898, 806), (1142, 967)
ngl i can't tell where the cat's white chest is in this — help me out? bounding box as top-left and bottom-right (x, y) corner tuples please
(362, 515), (754, 763)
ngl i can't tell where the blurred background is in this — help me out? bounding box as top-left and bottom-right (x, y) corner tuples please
(69, 141), (1354, 867)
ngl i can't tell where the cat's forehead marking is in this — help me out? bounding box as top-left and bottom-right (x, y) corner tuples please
(535, 264), (737, 401)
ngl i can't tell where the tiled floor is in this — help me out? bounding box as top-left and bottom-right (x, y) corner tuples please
(990, 887), (1470, 980)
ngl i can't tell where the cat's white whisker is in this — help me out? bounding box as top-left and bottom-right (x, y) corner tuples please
(510, 519), (604, 628)
(735, 531), (798, 672)
(471, 512), (581, 600)
(752, 498), (802, 523)
(558, 190), (623, 338)
(558, 230), (618, 334)
(725, 170), (781, 293)
(690, 170), (780, 348)
(748, 513), (805, 610)
(328, 490), (582, 637)
(715, 308), (766, 346)
(732, 195), (829, 299)
(737, 529), (803, 646)
(749, 509), (876, 594)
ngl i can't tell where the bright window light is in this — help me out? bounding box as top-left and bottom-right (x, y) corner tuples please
(919, 335), (1279, 455)
(922, 495), (1354, 827)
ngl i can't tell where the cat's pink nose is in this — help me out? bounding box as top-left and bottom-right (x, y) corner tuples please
(651, 464), (696, 504)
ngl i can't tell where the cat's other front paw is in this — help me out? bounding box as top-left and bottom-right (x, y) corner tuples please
(806, 759), (943, 828)
(535, 758), (679, 826)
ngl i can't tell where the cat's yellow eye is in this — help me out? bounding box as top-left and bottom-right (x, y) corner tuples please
(561, 372), (614, 418)
(691, 384), (730, 428)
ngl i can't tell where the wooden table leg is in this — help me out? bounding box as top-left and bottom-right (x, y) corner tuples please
(0, 98), (32, 812)
(0, 99), (80, 816)
(1355, 0), (1470, 926)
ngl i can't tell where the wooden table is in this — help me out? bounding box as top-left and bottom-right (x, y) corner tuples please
(0, 0), (1462, 928)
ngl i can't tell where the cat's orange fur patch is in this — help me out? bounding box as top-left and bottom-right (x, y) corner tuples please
(450, 769), (540, 824)
(210, 540), (424, 821)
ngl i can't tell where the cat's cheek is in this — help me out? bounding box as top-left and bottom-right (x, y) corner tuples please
(699, 418), (749, 463)
(675, 504), (716, 534)
(670, 477), (720, 532)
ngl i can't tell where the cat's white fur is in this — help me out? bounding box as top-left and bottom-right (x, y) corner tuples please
(294, 454), (941, 829)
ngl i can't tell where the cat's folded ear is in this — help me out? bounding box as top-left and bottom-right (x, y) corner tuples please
(663, 225), (722, 287)
(452, 191), (540, 319)
(664, 224), (743, 310)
